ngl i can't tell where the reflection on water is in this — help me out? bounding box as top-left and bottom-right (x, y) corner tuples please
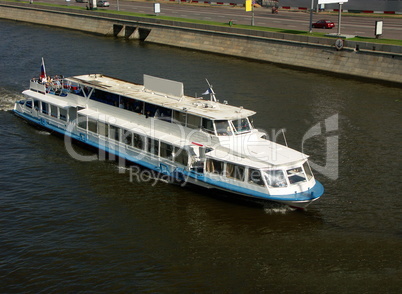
(1, 19), (401, 293)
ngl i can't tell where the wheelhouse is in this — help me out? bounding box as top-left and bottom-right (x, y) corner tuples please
(205, 156), (315, 192)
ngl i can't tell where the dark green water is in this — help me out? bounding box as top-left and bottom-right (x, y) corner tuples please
(0, 19), (401, 293)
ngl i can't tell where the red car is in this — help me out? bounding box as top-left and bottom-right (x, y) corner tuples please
(312, 20), (335, 29)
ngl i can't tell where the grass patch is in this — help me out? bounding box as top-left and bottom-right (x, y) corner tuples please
(97, 9), (335, 38)
(71, 7), (402, 45)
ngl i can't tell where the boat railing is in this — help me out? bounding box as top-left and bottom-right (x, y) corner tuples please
(30, 80), (46, 94)
(30, 76), (66, 96)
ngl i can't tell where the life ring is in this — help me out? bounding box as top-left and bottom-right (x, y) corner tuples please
(335, 39), (344, 51)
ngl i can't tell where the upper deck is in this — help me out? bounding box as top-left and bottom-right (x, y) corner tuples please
(22, 74), (310, 167)
(65, 74), (256, 121)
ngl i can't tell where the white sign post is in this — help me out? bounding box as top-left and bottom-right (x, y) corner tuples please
(88, 0), (97, 10)
(375, 20), (383, 39)
(337, 2), (343, 35)
(309, 0), (314, 33)
(317, 0), (349, 35)
(154, 3), (161, 15)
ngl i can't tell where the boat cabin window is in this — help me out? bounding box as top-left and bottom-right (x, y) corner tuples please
(187, 114), (201, 129)
(248, 169), (265, 187)
(144, 103), (172, 121)
(206, 158), (224, 175)
(202, 118), (215, 134)
(262, 170), (287, 188)
(147, 138), (159, 156)
(226, 163), (245, 181)
(119, 97), (173, 121)
(122, 130), (132, 145)
(303, 161), (313, 180)
(34, 100), (40, 111)
(88, 117), (98, 133)
(145, 103), (157, 118)
(133, 133), (144, 150)
(155, 106), (172, 122)
(41, 102), (49, 115)
(78, 114), (87, 129)
(287, 167), (307, 184)
(171, 112), (202, 129)
(59, 108), (67, 121)
(50, 105), (58, 118)
(160, 142), (174, 160)
(68, 107), (78, 122)
(120, 96), (144, 114)
(173, 111), (186, 126)
(91, 89), (119, 107)
(174, 147), (189, 166)
(98, 122), (109, 137)
(231, 118), (252, 134)
(215, 120), (233, 136)
(109, 125), (120, 141)
(25, 100), (32, 109)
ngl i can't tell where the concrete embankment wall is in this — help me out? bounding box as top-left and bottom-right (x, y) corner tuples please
(0, 3), (126, 36)
(145, 27), (402, 84)
(1, 2), (401, 84)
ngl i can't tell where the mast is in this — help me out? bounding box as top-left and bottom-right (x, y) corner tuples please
(205, 79), (217, 102)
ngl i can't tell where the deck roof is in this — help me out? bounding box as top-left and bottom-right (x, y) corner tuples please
(66, 74), (256, 120)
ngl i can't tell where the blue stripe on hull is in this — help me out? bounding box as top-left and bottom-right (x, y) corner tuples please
(13, 109), (324, 207)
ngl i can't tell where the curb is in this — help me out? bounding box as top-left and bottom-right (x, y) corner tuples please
(275, 6), (401, 15)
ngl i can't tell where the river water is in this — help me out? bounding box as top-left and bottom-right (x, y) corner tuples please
(1, 19), (401, 293)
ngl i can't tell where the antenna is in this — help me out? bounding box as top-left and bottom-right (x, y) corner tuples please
(281, 129), (288, 147)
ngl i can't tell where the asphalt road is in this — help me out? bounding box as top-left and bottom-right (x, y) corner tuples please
(49, 0), (402, 39)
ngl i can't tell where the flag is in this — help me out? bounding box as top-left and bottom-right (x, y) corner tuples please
(202, 87), (217, 102)
(202, 87), (214, 95)
(40, 57), (46, 80)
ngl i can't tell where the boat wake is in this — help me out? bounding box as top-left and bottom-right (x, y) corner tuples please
(35, 130), (51, 136)
(263, 205), (295, 214)
(0, 88), (21, 111)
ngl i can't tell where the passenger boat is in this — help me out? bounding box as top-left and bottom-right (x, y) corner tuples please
(13, 60), (324, 209)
